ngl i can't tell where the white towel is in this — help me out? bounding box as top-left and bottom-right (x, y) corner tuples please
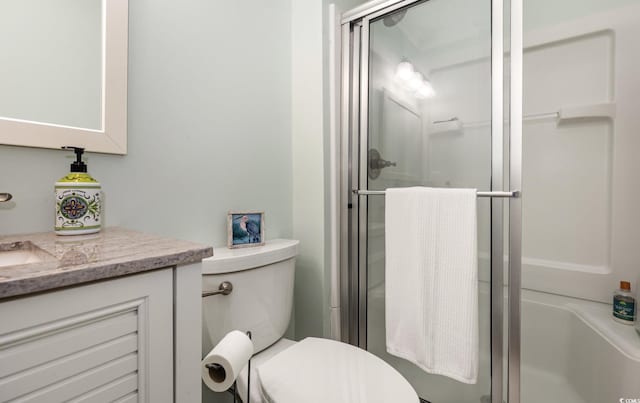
(385, 186), (478, 384)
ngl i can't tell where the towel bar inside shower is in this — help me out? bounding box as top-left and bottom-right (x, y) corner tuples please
(353, 189), (520, 198)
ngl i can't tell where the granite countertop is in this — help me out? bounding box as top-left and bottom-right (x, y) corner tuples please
(0, 227), (213, 300)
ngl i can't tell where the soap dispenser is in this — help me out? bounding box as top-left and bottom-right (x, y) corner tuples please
(55, 146), (102, 235)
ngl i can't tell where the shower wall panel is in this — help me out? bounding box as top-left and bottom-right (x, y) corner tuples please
(522, 31), (613, 275)
(521, 3), (640, 303)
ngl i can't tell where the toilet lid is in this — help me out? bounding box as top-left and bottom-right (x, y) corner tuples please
(256, 337), (419, 403)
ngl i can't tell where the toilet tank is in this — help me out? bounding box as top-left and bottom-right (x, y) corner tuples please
(201, 239), (299, 355)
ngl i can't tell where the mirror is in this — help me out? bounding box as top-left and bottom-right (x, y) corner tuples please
(0, 0), (128, 154)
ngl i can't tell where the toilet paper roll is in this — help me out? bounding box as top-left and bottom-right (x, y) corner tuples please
(202, 330), (254, 392)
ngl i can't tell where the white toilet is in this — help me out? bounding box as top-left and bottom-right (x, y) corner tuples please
(202, 239), (419, 403)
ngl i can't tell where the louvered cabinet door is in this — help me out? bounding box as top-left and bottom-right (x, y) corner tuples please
(0, 269), (173, 403)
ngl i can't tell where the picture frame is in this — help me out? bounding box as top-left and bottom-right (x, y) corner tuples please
(227, 211), (265, 249)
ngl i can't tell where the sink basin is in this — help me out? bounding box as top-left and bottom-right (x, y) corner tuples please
(0, 242), (56, 268)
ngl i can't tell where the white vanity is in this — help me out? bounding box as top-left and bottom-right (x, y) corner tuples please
(0, 228), (212, 402)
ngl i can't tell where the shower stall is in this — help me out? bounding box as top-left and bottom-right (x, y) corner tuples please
(337, 1), (640, 402)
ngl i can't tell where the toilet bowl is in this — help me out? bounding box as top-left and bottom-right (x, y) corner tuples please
(202, 239), (418, 403)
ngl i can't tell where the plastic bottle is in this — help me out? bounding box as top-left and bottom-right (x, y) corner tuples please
(613, 281), (636, 325)
(636, 276), (640, 335)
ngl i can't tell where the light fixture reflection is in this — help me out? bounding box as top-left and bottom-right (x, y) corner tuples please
(415, 81), (435, 99)
(394, 60), (436, 99)
(395, 61), (415, 82)
(406, 72), (424, 92)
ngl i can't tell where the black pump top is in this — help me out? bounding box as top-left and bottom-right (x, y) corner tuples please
(62, 146), (87, 173)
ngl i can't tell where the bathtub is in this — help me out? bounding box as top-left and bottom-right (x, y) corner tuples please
(521, 289), (640, 403)
(367, 283), (640, 403)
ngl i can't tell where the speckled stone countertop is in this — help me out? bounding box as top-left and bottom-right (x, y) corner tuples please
(0, 227), (213, 299)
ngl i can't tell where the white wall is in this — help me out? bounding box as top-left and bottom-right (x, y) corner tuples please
(0, 3), (292, 403)
(524, 0), (639, 32)
(0, 0), (293, 250)
(520, 1), (640, 302)
(291, 1), (326, 340)
(0, 0), (346, 358)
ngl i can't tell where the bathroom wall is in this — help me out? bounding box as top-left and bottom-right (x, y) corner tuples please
(0, 0), (293, 249)
(0, 0), (353, 358)
(0, 0), (358, 358)
(291, 1), (326, 341)
(524, 0), (639, 31)
(519, 0), (640, 302)
(291, 0), (371, 341)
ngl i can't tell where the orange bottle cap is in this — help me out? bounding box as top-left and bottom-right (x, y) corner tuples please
(620, 281), (631, 291)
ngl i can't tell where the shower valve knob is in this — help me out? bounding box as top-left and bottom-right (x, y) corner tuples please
(376, 160), (396, 168)
(368, 148), (396, 179)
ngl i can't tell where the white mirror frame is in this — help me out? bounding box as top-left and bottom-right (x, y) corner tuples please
(0, 0), (128, 155)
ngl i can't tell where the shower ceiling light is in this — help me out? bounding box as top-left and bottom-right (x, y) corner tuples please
(407, 72), (424, 92)
(394, 61), (436, 99)
(415, 81), (436, 99)
(395, 61), (415, 82)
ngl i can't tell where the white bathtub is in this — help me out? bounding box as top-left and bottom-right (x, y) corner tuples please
(521, 289), (640, 403)
(368, 283), (640, 402)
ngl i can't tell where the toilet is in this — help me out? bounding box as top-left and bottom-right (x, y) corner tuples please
(201, 239), (419, 403)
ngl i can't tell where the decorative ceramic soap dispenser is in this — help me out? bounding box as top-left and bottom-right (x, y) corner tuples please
(55, 146), (102, 235)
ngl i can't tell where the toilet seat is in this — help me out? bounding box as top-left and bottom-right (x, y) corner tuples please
(255, 337), (419, 403)
(236, 338), (297, 403)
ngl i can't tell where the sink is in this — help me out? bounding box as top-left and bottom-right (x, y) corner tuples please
(0, 242), (56, 268)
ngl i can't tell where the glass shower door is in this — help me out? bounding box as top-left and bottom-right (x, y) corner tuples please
(342, 0), (516, 402)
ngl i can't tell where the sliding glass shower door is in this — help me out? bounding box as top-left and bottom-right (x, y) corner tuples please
(341, 1), (521, 402)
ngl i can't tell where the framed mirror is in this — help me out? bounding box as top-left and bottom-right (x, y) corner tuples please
(0, 0), (128, 154)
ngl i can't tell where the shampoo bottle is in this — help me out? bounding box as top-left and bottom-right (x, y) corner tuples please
(55, 146), (102, 235)
(636, 275), (640, 335)
(613, 281), (636, 325)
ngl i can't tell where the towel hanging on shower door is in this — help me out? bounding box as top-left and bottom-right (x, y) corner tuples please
(385, 186), (479, 384)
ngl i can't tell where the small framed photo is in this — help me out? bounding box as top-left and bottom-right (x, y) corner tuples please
(227, 211), (265, 249)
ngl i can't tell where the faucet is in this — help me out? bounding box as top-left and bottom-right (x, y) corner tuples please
(0, 193), (12, 202)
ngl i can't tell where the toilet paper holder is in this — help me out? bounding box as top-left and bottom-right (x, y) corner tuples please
(202, 281), (234, 297)
(206, 330), (252, 403)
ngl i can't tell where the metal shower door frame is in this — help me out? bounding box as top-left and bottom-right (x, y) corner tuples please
(339, 1), (523, 403)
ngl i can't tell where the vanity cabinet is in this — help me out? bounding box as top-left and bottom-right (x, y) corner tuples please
(0, 265), (200, 403)
(0, 228), (210, 403)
